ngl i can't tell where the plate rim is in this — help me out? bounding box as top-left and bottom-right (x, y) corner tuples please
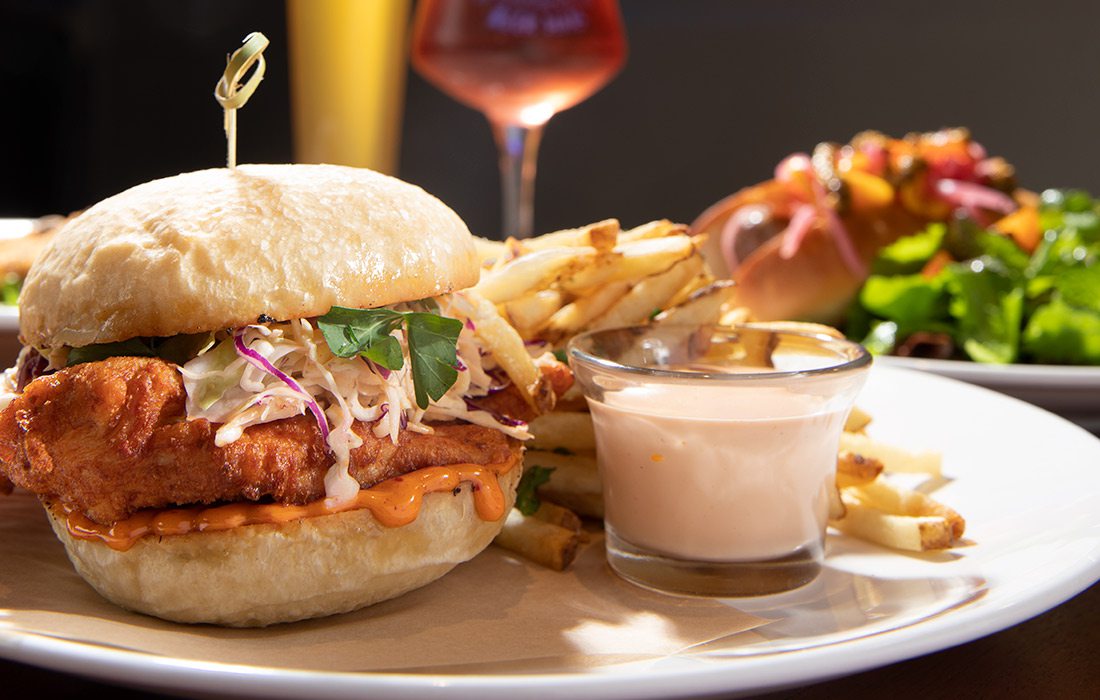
(876, 354), (1100, 385)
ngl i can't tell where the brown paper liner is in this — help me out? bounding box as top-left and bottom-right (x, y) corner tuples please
(0, 490), (768, 674)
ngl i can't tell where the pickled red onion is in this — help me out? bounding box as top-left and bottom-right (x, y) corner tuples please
(935, 179), (1016, 215)
(810, 178), (866, 277)
(778, 204), (819, 260)
(822, 204), (867, 277)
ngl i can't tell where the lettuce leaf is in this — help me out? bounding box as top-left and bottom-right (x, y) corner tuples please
(859, 273), (948, 327)
(871, 224), (946, 275)
(1022, 297), (1100, 364)
(945, 259), (1023, 364)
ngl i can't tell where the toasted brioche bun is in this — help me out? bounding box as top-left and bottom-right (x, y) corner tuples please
(44, 462), (521, 627)
(695, 182), (924, 323)
(20, 164), (479, 349)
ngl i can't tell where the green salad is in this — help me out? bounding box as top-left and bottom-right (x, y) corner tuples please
(848, 189), (1100, 365)
(1, 273), (20, 306)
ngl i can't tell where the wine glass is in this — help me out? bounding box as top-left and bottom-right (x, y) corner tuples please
(412, 0), (627, 239)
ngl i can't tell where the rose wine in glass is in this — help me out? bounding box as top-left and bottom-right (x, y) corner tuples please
(412, 0), (627, 238)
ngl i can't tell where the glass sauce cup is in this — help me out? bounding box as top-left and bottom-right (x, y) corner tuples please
(569, 324), (871, 597)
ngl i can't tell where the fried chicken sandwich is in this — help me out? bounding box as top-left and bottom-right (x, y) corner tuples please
(0, 164), (569, 626)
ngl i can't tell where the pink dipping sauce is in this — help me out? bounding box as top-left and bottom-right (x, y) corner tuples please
(588, 383), (844, 562)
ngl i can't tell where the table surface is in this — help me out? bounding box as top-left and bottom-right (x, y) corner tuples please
(3, 580), (1098, 699)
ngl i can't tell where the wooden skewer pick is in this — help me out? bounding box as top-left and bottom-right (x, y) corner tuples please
(214, 32), (270, 169)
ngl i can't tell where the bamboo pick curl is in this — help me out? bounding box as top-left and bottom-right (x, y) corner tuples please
(214, 32), (270, 169)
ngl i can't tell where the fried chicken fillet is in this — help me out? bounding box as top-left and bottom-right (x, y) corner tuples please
(0, 356), (542, 525)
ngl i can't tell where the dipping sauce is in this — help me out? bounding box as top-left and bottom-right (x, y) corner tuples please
(588, 383), (844, 562)
(570, 323), (870, 596)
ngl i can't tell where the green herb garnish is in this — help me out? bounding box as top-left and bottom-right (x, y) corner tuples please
(67, 333), (215, 367)
(317, 305), (463, 409)
(515, 465), (555, 516)
(1, 273), (21, 306)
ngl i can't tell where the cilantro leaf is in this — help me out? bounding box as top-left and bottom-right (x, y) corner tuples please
(515, 465), (555, 516)
(317, 307), (406, 370)
(317, 304), (464, 410)
(405, 312), (462, 409)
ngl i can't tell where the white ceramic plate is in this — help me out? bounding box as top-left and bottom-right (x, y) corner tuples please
(878, 355), (1100, 432)
(0, 305), (17, 331)
(0, 217), (33, 332)
(2, 366), (1099, 698)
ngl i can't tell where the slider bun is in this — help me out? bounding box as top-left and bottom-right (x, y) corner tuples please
(44, 465), (520, 627)
(696, 182), (924, 323)
(20, 164), (479, 349)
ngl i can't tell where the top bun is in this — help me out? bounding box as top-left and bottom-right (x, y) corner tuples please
(19, 164), (479, 349)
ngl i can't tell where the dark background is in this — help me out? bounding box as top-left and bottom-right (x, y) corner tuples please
(1, 3), (1100, 696)
(1, 0), (1099, 239)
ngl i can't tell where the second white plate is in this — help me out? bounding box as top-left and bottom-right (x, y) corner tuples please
(878, 355), (1100, 431)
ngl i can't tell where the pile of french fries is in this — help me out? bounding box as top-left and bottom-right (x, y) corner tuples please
(478, 219), (966, 570)
(474, 219), (739, 344)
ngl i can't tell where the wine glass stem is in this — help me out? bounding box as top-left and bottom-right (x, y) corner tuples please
(491, 122), (544, 239)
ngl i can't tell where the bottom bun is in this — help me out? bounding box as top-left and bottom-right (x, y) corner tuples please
(45, 465), (521, 627)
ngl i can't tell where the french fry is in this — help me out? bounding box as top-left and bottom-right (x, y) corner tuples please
(617, 219), (687, 243)
(521, 219), (620, 254)
(494, 509), (580, 571)
(849, 478), (965, 540)
(831, 495), (955, 551)
(532, 500), (583, 534)
(503, 289), (564, 336)
(532, 501), (590, 543)
(466, 291), (549, 410)
(836, 451), (884, 488)
(542, 281), (630, 341)
(559, 235), (695, 293)
(473, 236), (508, 267)
(524, 450), (603, 518)
(828, 484), (847, 520)
(839, 432), (942, 476)
(666, 275), (710, 310)
(717, 304), (751, 327)
(589, 255), (704, 331)
(528, 412), (597, 452)
(740, 328), (779, 368)
(844, 406), (873, 433)
(476, 246), (597, 304)
(741, 321), (845, 339)
(652, 280), (736, 327)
